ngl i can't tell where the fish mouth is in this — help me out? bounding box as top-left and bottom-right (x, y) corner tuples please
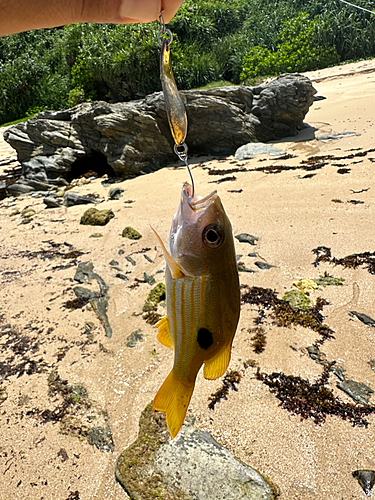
(182, 182), (217, 212)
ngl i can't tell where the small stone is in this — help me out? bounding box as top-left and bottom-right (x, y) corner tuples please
(44, 196), (61, 208)
(235, 233), (258, 245)
(352, 470), (375, 496)
(122, 226), (142, 240)
(235, 142), (286, 160)
(143, 283), (166, 312)
(89, 233), (103, 238)
(125, 256), (136, 266)
(64, 191), (97, 207)
(108, 187), (124, 200)
(21, 208), (36, 218)
(337, 379), (374, 405)
(238, 264), (255, 273)
(349, 311), (375, 326)
(109, 260), (119, 266)
(87, 425), (114, 452)
(254, 261), (275, 270)
(126, 329), (144, 348)
(116, 273), (129, 281)
(80, 208), (115, 226)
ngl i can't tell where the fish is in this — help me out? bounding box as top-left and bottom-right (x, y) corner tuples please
(151, 182), (240, 439)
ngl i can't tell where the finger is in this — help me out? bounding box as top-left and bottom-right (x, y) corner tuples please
(120, 0), (161, 23)
(161, 0), (183, 23)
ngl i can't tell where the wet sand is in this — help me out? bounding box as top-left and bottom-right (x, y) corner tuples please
(1, 59), (375, 499)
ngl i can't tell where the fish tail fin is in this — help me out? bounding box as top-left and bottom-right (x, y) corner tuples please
(153, 370), (195, 439)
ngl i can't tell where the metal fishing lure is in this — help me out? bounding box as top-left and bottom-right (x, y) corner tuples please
(158, 11), (194, 195)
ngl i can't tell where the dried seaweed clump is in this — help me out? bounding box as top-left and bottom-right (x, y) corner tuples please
(312, 246), (375, 275)
(208, 370), (242, 410)
(241, 286), (334, 343)
(249, 327), (267, 353)
(256, 366), (375, 427)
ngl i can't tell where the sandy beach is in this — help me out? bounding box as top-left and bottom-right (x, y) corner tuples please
(1, 58), (375, 499)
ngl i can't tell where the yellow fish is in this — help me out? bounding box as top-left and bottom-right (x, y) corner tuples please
(152, 182), (240, 439)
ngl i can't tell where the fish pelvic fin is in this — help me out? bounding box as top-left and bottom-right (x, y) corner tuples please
(155, 316), (173, 348)
(150, 226), (185, 279)
(203, 342), (232, 380)
(153, 370), (195, 440)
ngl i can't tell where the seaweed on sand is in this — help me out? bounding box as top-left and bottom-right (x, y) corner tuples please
(208, 370), (242, 410)
(256, 365), (375, 427)
(241, 286), (334, 344)
(312, 246), (375, 274)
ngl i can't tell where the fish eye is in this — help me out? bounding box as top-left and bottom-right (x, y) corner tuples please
(202, 224), (225, 248)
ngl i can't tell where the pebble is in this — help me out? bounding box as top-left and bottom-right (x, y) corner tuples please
(235, 233), (259, 245)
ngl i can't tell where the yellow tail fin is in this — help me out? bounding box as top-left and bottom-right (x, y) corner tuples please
(153, 370), (195, 439)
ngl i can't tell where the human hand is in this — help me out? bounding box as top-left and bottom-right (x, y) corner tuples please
(0, 0), (184, 36)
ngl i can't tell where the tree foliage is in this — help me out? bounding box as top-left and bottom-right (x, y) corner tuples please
(1, 0), (375, 123)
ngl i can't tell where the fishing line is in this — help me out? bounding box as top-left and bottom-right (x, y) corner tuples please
(336, 0), (375, 14)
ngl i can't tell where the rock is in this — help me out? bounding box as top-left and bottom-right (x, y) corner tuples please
(90, 297), (112, 338)
(73, 262), (112, 337)
(7, 183), (35, 195)
(44, 196), (61, 208)
(254, 261), (275, 270)
(21, 208), (36, 218)
(116, 404), (277, 500)
(0, 181), (7, 200)
(122, 226), (142, 240)
(116, 273), (129, 281)
(125, 256), (136, 266)
(235, 142), (286, 160)
(349, 311), (375, 326)
(336, 379), (374, 405)
(143, 283), (166, 312)
(126, 329), (144, 348)
(73, 286), (101, 300)
(87, 425), (114, 452)
(108, 187), (124, 200)
(352, 470), (375, 496)
(80, 208), (115, 226)
(238, 264), (256, 273)
(235, 233), (259, 245)
(4, 75), (316, 187)
(316, 131), (357, 141)
(64, 191), (97, 207)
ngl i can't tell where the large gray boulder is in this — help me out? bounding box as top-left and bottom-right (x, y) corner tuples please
(115, 404), (278, 500)
(3, 74), (316, 189)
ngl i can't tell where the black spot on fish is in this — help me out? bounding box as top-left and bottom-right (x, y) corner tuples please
(197, 328), (213, 350)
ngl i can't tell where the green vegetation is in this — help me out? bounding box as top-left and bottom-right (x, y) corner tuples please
(1, 0), (375, 123)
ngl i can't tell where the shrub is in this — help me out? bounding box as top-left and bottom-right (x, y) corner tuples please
(241, 12), (340, 82)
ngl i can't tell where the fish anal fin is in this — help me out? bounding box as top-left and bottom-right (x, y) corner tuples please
(153, 370), (195, 439)
(203, 342), (232, 380)
(155, 316), (173, 348)
(150, 226), (185, 279)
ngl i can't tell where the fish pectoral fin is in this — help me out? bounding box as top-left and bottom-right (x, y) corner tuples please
(155, 316), (173, 348)
(203, 342), (232, 380)
(150, 225), (185, 279)
(153, 370), (195, 440)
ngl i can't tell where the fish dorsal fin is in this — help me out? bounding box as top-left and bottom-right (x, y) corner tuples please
(203, 342), (232, 380)
(155, 316), (173, 348)
(150, 226), (185, 279)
